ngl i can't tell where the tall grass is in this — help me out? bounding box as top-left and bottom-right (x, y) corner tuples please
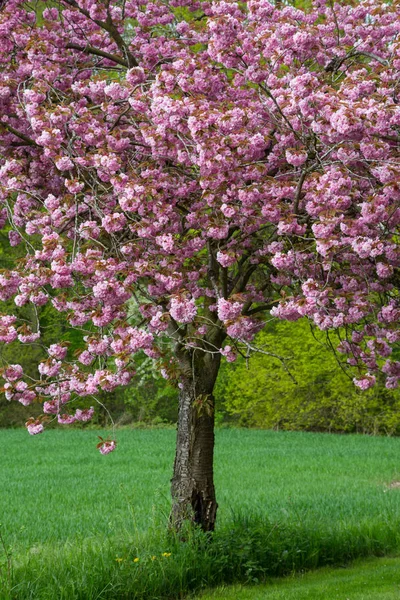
(2, 429), (400, 599)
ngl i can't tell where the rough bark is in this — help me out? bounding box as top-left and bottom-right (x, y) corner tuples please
(170, 352), (221, 532)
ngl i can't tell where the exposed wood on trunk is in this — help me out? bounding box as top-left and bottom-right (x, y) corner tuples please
(170, 352), (221, 532)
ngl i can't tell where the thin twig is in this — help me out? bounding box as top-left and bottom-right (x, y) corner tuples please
(238, 340), (297, 384)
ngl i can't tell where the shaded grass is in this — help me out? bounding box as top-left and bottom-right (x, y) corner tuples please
(197, 556), (400, 599)
(2, 429), (400, 598)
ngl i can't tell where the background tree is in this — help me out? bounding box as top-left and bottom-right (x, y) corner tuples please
(216, 319), (400, 435)
(0, 0), (399, 531)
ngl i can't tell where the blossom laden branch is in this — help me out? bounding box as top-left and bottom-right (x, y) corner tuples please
(66, 43), (131, 68)
(0, 122), (38, 147)
(61, 0), (138, 67)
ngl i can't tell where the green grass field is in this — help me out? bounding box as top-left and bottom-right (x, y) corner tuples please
(2, 428), (400, 599)
(198, 556), (400, 599)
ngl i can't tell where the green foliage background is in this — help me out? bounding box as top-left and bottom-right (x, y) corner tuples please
(215, 320), (400, 435)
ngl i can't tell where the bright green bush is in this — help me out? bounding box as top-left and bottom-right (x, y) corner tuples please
(215, 320), (400, 435)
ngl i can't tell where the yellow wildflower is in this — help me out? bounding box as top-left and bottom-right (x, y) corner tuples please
(115, 558), (124, 563)
(162, 552), (172, 558)
(133, 557), (139, 563)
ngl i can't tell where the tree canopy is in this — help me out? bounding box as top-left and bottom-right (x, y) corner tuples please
(0, 0), (399, 424)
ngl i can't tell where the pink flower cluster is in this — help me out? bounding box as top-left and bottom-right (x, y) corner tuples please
(98, 440), (117, 455)
(25, 419), (44, 435)
(170, 297), (197, 324)
(217, 299), (242, 322)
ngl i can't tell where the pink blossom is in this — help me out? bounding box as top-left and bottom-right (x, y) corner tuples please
(0, 325), (18, 343)
(15, 381), (28, 392)
(376, 263), (393, 279)
(8, 231), (21, 246)
(285, 148), (308, 167)
(217, 298), (242, 321)
(58, 413), (76, 425)
(220, 204), (236, 218)
(43, 8), (59, 21)
(87, 337), (110, 356)
(207, 225), (229, 240)
(156, 234), (174, 252)
(75, 407), (95, 422)
(18, 332), (41, 343)
(126, 67), (146, 85)
(102, 213), (127, 233)
(30, 292), (49, 306)
(65, 179), (84, 194)
(385, 377), (399, 389)
(216, 251), (236, 267)
(353, 375), (376, 390)
(55, 157), (74, 171)
(14, 295), (28, 308)
(17, 390), (36, 406)
(170, 297), (197, 324)
(98, 440), (117, 455)
(4, 364), (23, 381)
(104, 82), (129, 101)
(271, 302), (301, 322)
(220, 345), (237, 362)
(26, 421), (44, 435)
(48, 344), (68, 360)
(79, 221), (100, 239)
(149, 311), (169, 333)
(38, 359), (62, 377)
(226, 317), (263, 341)
(79, 350), (95, 366)
(43, 400), (59, 414)
(127, 328), (154, 352)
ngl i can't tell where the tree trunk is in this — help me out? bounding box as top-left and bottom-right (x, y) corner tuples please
(170, 352), (221, 532)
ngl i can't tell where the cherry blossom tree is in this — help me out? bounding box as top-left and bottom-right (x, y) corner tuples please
(0, 0), (399, 531)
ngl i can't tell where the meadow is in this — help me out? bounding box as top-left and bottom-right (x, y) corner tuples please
(2, 428), (400, 599)
(199, 556), (400, 599)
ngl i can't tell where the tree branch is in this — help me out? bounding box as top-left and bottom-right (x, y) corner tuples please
(325, 50), (389, 72)
(244, 303), (274, 316)
(0, 121), (38, 147)
(66, 43), (130, 68)
(232, 264), (258, 294)
(352, 51), (389, 67)
(61, 0), (138, 67)
(293, 169), (307, 215)
(221, 267), (228, 300)
(239, 340), (298, 385)
(207, 241), (221, 299)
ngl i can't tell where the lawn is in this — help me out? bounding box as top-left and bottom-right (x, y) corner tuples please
(2, 428), (400, 599)
(198, 556), (400, 600)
